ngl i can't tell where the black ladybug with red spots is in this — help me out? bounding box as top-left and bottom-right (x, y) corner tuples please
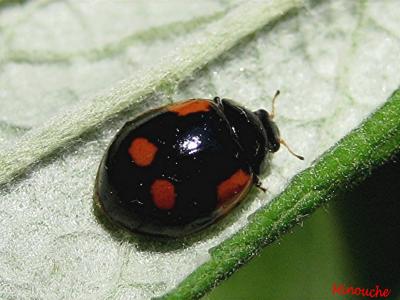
(94, 91), (303, 238)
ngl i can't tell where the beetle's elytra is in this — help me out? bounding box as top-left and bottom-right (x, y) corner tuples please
(94, 92), (303, 238)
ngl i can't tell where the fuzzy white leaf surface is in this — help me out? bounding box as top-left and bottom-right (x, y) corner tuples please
(0, 1), (399, 299)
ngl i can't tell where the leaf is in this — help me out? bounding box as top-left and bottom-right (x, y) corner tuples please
(163, 89), (400, 299)
(0, 1), (399, 299)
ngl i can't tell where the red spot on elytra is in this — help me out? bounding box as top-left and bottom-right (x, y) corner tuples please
(128, 137), (158, 167)
(217, 169), (252, 204)
(168, 100), (210, 116)
(151, 179), (176, 210)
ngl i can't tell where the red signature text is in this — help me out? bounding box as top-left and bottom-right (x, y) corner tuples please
(332, 283), (391, 298)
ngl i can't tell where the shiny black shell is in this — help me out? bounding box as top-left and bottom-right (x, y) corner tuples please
(94, 98), (280, 237)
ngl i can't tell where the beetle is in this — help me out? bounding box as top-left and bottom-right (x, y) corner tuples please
(94, 91), (303, 237)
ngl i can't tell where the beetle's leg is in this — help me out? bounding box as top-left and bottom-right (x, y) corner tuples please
(213, 96), (223, 108)
(254, 176), (267, 193)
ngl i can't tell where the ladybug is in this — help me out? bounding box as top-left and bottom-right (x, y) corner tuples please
(94, 91), (303, 238)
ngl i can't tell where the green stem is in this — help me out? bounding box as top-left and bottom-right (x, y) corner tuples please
(0, 0), (303, 186)
(159, 89), (400, 299)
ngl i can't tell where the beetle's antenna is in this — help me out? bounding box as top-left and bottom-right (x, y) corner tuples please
(270, 90), (280, 119)
(268, 90), (304, 160)
(280, 139), (304, 160)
